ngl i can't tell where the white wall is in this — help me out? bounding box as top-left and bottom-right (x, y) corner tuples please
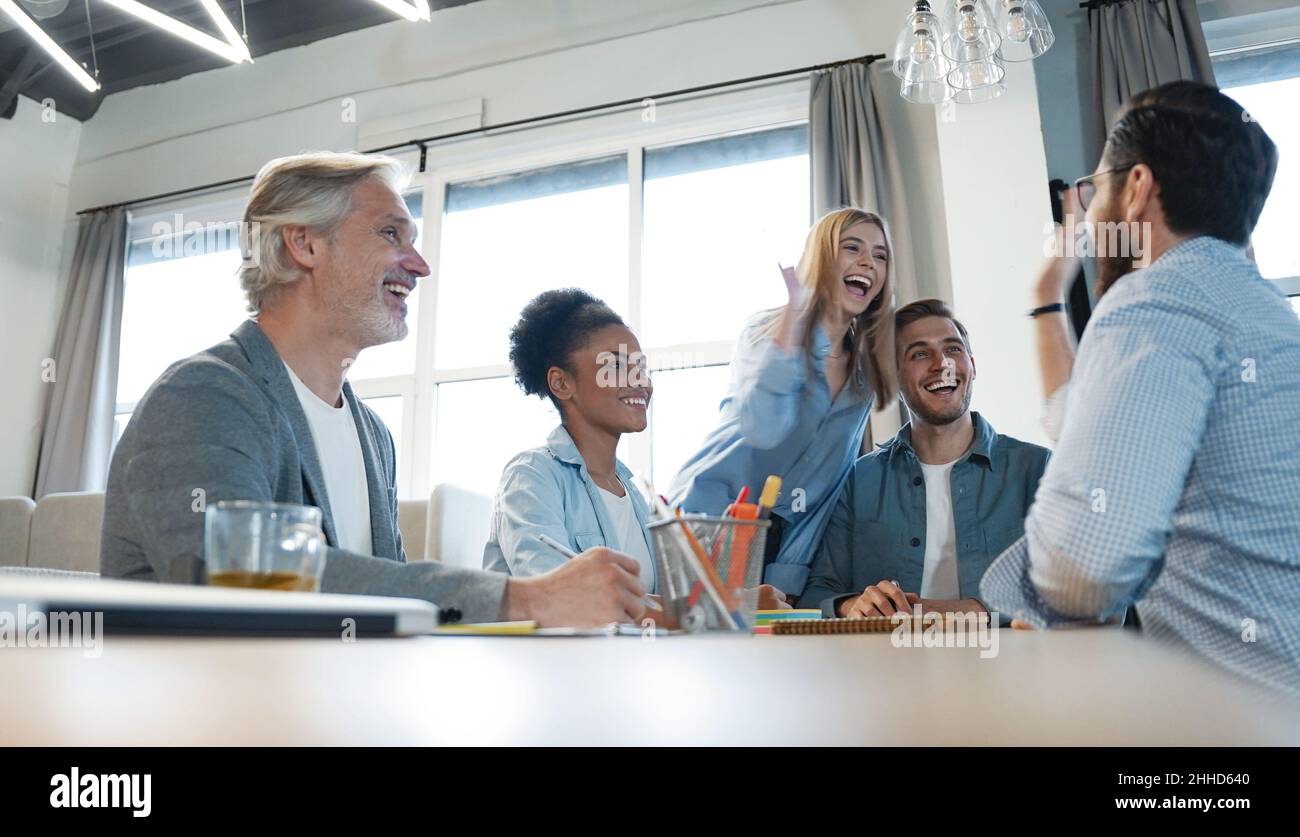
(0, 96), (82, 497)
(71, 0), (931, 207)
(2, 0), (1055, 493)
(937, 60), (1053, 446)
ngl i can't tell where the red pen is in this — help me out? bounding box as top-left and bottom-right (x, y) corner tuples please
(728, 486), (751, 516)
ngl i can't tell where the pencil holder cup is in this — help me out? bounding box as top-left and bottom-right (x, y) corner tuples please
(648, 514), (769, 633)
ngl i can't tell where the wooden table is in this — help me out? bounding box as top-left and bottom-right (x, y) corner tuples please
(2, 628), (1296, 745)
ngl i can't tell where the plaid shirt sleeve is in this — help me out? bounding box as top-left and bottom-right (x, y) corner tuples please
(981, 276), (1217, 626)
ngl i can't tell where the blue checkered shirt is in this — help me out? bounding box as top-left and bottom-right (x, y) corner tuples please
(981, 237), (1300, 694)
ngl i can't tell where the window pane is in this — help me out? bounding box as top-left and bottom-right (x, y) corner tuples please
(344, 208), (424, 382)
(117, 248), (247, 406)
(1291, 297), (1300, 318)
(432, 377), (565, 496)
(362, 395), (404, 480)
(113, 413), (131, 448)
(436, 156), (629, 370)
(649, 364), (732, 488)
(642, 126), (809, 347)
(1222, 76), (1300, 280)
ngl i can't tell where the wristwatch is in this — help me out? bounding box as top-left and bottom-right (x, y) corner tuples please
(1028, 302), (1065, 318)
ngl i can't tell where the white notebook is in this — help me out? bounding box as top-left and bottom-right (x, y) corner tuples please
(0, 574), (438, 637)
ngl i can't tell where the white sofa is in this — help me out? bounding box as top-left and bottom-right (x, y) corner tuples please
(0, 496), (35, 567)
(0, 484), (493, 574)
(426, 483), (494, 569)
(28, 491), (105, 573)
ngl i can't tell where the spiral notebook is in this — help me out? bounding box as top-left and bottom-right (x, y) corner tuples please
(770, 614), (989, 635)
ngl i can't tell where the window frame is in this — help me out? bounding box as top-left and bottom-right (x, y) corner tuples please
(407, 83), (809, 496)
(113, 80), (812, 498)
(115, 191), (259, 450)
(114, 167), (426, 490)
(1211, 41), (1300, 299)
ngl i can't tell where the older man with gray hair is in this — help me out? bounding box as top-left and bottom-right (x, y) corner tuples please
(101, 151), (649, 627)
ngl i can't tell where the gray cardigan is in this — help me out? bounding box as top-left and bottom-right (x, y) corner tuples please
(100, 319), (507, 621)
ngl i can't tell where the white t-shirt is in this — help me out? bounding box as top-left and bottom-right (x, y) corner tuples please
(918, 459), (960, 600)
(283, 363), (373, 557)
(598, 484), (655, 593)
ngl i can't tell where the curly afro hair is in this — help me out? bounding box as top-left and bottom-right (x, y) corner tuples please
(509, 288), (626, 406)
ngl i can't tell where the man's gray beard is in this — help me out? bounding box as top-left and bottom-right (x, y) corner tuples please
(356, 297), (407, 346)
(348, 269), (411, 348)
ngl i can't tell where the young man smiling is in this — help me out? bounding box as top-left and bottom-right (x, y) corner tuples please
(803, 299), (1050, 621)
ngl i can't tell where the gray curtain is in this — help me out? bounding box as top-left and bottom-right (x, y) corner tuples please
(809, 61), (918, 445)
(33, 208), (128, 498)
(1090, 0), (1217, 151)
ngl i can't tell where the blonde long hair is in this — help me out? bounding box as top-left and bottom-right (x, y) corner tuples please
(767, 208), (897, 406)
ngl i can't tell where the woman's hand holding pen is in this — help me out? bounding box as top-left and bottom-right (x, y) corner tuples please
(502, 547), (648, 627)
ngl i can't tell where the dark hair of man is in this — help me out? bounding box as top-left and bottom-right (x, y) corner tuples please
(894, 298), (971, 353)
(1104, 80), (1277, 246)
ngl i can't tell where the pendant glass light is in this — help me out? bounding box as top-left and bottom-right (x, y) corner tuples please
(995, 0), (1055, 62)
(939, 0), (1001, 62)
(893, 0), (954, 104)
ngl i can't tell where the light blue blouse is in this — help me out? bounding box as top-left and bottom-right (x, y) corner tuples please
(668, 312), (873, 597)
(483, 424), (658, 594)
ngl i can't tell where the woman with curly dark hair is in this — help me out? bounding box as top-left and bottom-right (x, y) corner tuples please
(482, 288), (659, 594)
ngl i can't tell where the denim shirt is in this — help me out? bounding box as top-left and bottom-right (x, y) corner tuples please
(483, 424), (658, 594)
(804, 412), (1050, 619)
(668, 313), (873, 597)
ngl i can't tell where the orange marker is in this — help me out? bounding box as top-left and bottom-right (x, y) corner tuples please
(728, 475), (782, 592)
(724, 501), (759, 592)
(677, 507), (736, 613)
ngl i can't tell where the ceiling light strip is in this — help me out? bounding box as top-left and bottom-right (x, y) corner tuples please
(370, 0), (432, 22)
(101, 0), (251, 64)
(201, 0), (249, 58)
(0, 0), (101, 92)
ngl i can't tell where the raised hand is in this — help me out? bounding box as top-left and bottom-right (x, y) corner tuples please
(774, 262), (809, 349)
(1040, 187), (1083, 306)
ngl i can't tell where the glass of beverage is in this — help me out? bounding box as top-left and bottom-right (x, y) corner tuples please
(204, 501), (326, 592)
